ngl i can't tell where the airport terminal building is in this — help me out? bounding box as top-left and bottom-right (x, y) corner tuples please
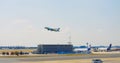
(36, 44), (73, 54)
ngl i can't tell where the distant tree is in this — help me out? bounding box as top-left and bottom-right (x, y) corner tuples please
(2, 52), (5, 55)
(11, 52), (15, 55)
(24, 52), (29, 55)
(6, 52), (9, 55)
(15, 51), (19, 56)
(20, 51), (23, 55)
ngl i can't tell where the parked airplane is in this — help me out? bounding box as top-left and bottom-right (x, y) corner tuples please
(97, 44), (112, 52)
(73, 45), (91, 54)
(44, 27), (60, 32)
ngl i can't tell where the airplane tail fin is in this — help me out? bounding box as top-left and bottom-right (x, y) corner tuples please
(87, 45), (91, 51)
(57, 28), (60, 31)
(44, 27), (47, 29)
(107, 44), (112, 51)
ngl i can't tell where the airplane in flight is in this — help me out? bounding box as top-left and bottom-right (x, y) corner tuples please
(44, 27), (60, 32)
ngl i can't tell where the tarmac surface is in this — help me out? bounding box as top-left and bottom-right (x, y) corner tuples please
(0, 54), (120, 63)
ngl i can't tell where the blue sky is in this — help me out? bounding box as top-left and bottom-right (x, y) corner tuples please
(0, 0), (120, 46)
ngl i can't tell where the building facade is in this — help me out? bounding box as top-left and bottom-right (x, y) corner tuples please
(37, 44), (73, 54)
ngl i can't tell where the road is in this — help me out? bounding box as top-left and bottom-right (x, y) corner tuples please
(0, 54), (120, 63)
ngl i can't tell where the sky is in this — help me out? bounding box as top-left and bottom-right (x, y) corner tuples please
(0, 0), (120, 46)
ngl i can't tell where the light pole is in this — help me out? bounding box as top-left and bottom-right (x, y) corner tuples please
(86, 42), (88, 48)
(68, 32), (72, 45)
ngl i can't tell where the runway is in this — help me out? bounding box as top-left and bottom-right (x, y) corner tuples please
(0, 54), (120, 63)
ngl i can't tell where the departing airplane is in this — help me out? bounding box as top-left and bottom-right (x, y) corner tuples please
(44, 27), (60, 32)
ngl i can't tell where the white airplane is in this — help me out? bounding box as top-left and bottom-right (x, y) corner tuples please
(44, 27), (60, 32)
(73, 45), (91, 53)
(98, 44), (112, 52)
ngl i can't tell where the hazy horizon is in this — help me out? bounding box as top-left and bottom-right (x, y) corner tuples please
(0, 0), (120, 46)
